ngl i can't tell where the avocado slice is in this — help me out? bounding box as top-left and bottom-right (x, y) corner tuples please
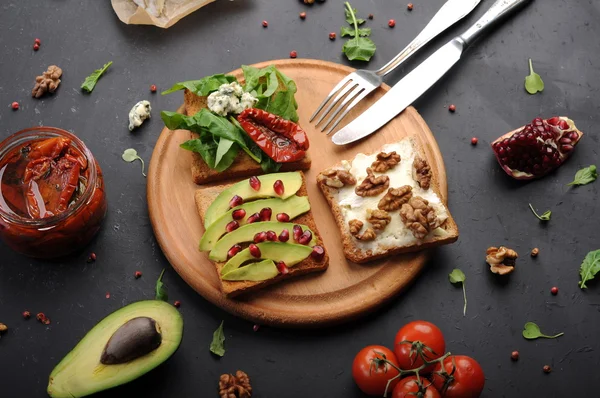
(220, 241), (312, 276)
(209, 221), (316, 262)
(199, 195), (310, 252)
(48, 300), (183, 398)
(204, 172), (303, 228)
(221, 259), (280, 281)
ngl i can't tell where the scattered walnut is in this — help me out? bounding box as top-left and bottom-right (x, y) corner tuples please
(32, 65), (62, 98)
(412, 156), (432, 190)
(348, 219), (376, 241)
(219, 371), (252, 398)
(355, 168), (390, 197)
(371, 151), (401, 172)
(367, 209), (391, 231)
(486, 246), (518, 275)
(531, 248), (539, 257)
(399, 196), (437, 239)
(378, 186), (413, 211)
(319, 168), (356, 188)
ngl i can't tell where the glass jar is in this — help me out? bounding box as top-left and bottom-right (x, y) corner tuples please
(0, 127), (107, 258)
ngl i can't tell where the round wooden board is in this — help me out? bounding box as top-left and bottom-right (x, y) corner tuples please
(147, 59), (447, 328)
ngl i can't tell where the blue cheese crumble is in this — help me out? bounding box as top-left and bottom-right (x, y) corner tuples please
(128, 100), (151, 131)
(207, 82), (258, 116)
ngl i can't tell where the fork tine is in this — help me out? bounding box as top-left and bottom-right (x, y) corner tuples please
(320, 87), (365, 132)
(325, 89), (372, 135)
(309, 77), (353, 122)
(314, 81), (358, 127)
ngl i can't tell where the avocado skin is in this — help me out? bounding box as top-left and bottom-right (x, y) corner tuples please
(100, 317), (162, 365)
(48, 300), (183, 398)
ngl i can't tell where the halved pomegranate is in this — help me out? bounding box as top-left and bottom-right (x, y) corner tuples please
(491, 116), (583, 180)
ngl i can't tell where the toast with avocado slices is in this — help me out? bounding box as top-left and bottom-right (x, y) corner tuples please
(195, 171), (328, 297)
(317, 137), (459, 263)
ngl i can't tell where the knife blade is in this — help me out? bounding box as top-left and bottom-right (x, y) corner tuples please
(332, 0), (533, 146)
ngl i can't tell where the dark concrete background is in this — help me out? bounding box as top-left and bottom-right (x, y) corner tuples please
(1, 0), (599, 397)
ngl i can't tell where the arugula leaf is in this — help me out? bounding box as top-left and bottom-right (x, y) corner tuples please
(261, 157), (282, 173)
(210, 321), (226, 357)
(121, 148), (146, 177)
(81, 62), (113, 93)
(341, 26), (371, 38)
(448, 269), (467, 316)
(579, 249), (600, 289)
(525, 59), (544, 95)
(528, 203), (551, 221)
(242, 65), (299, 122)
(522, 321), (563, 340)
(215, 138), (238, 170)
(155, 269), (168, 301)
(342, 2), (376, 62)
(568, 165), (597, 186)
(345, 6), (365, 25)
(162, 74), (237, 96)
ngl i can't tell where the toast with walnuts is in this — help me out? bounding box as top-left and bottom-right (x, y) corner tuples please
(195, 171), (328, 297)
(317, 137), (459, 263)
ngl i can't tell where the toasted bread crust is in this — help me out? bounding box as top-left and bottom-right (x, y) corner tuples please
(317, 137), (459, 263)
(195, 172), (328, 297)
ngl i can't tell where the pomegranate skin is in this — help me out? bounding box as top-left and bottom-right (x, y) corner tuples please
(491, 116), (583, 180)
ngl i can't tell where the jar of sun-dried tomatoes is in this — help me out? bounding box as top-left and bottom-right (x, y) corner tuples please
(0, 127), (107, 258)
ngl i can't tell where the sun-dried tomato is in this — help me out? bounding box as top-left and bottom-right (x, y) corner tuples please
(237, 109), (309, 163)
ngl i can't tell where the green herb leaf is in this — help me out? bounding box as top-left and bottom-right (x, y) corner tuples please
(121, 148), (146, 177)
(522, 321), (564, 340)
(210, 321), (226, 357)
(345, 6), (365, 25)
(528, 203), (551, 221)
(448, 269), (467, 316)
(242, 65), (299, 122)
(260, 156), (282, 173)
(155, 269), (168, 301)
(567, 165), (598, 186)
(162, 74), (237, 96)
(579, 249), (600, 289)
(342, 2), (376, 62)
(524, 59), (544, 95)
(341, 26), (371, 37)
(81, 62), (113, 93)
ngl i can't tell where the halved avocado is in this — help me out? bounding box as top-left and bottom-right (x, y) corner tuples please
(48, 300), (183, 398)
(220, 241), (312, 276)
(199, 195), (310, 252)
(222, 259), (279, 281)
(209, 221), (316, 262)
(204, 172), (303, 228)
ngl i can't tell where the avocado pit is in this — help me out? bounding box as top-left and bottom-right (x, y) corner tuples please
(100, 317), (162, 365)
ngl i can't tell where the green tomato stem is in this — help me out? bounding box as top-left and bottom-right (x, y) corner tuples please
(529, 58), (534, 75)
(345, 1), (359, 39)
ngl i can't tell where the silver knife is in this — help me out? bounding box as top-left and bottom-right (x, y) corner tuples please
(332, 0), (533, 146)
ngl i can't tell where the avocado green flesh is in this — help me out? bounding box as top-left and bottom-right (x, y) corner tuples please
(209, 221), (316, 262)
(199, 195), (310, 251)
(222, 259), (279, 281)
(220, 241), (313, 276)
(47, 300), (183, 398)
(204, 172), (303, 228)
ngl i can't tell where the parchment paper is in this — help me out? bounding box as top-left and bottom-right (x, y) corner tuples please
(111, 0), (215, 29)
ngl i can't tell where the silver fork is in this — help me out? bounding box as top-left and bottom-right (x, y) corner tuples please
(310, 0), (482, 135)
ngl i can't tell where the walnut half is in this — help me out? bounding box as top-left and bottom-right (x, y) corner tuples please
(219, 371), (252, 398)
(399, 196), (438, 239)
(412, 156), (432, 190)
(348, 219), (376, 241)
(355, 168), (390, 197)
(378, 186), (413, 211)
(32, 65), (62, 98)
(367, 209), (391, 231)
(318, 168), (356, 188)
(371, 151), (401, 172)
(486, 246), (518, 275)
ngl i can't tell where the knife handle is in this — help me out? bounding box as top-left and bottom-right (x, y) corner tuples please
(459, 0), (532, 47)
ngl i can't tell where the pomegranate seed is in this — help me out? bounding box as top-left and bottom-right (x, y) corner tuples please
(407, 3), (414, 11)
(173, 300), (181, 308)
(368, 14), (374, 19)
(547, 117), (560, 126)
(105, 292), (111, 299)
(23, 311), (31, 319)
(311, 245), (325, 261)
(254, 231), (267, 243)
(543, 365), (552, 374)
(229, 195), (244, 209)
(471, 137), (478, 145)
(33, 43), (40, 51)
(293, 225), (303, 241)
(290, 50), (298, 59)
(232, 208), (246, 220)
(150, 84), (157, 93)
(388, 19), (395, 28)
(88, 252), (97, 262)
(273, 180), (284, 196)
(511, 351), (519, 361)
(551, 286), (558, 295)
(227, 244), (242, 259)
(276, 213), (290, 222)
(279, 229), (290, 242)
(34, 38), (41, 45)
(266, 231), (277, 241)
(249, 176), (261, 191)
(531, 248), (539, 257)
(249, 244), (261, 258)
(11, 102), (19, 110)
(247, 213), (260, 223)
(134, 271), (142, 279)
(262, 20), (268, 27)
(259, 207), (272, 221)
(448, 104), (456, 112)
(329, 32), (336, 40)
(253, 324), (260, 332)
(226, 220), (240, 232)
(298, 230), (313, 245)
(299, 11), (306, 19)
(558, 120), (569, 130)
(276, 261), (290, 275)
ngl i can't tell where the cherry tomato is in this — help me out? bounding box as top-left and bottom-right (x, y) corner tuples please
(394, 321), (446, 373)
(352, 345), (400, 396)
(393, 376), (441, 398)
(431, 355), (485, 398)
